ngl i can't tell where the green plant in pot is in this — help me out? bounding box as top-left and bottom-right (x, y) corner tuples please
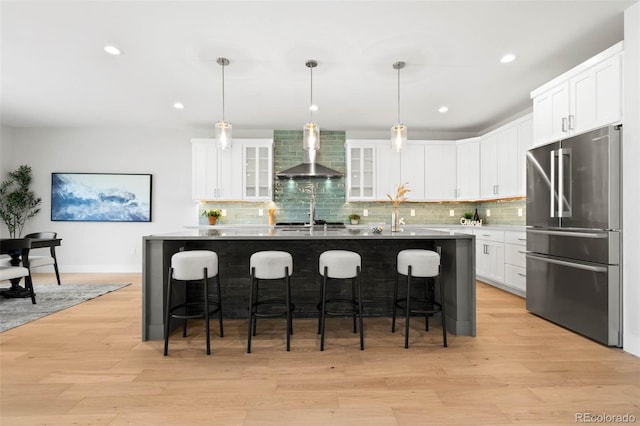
(348, 213), (361, 225)
(202, 209), (222, 225)
(0, 165), (42, 238)
(463, 212), (473, 220)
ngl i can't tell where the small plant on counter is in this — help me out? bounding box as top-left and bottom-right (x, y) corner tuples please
(348, 213), (361, 224)
(463, 212), (473, 220)
(202, 209), (222, 225)
(202, 209), (222, 218)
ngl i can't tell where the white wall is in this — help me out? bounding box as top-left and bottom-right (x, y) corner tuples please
(623, 1), (640, 357)
(1, 127), (199, 272)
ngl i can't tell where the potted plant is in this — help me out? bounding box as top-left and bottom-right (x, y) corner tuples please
(0, 165), (42, 238)
(348, 213), (361, 225)
(463, 212), (473, 220)
(202, 209), (222, 225)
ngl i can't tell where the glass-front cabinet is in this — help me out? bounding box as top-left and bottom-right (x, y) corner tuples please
(346, 141), (375, 201)
(243, 139), (273, 201)
(191, 138), (272, 201)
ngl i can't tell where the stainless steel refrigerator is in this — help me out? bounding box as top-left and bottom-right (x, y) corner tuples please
(526, 125), (622, 347)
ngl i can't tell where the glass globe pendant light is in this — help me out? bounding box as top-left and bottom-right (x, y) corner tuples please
(391, 61), (407, 152)
(215, 57), (232, 150)
(303, 60), (320, 156)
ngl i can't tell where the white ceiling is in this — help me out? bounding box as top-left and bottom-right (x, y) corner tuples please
(0, 0), (635, 139)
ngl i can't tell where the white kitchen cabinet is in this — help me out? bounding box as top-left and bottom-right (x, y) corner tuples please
(456, 138), (480, 200)
(243, 139), (273, 201)
(191, 138), (238, 201)
(504, 230), (527, 297)
(375, 142), (401, 200)
(531, 42), (623, 146)
(425, 143), (457, 201)
(401, 143), (426, 200)
(480, 114), (532, 199)
(479, 134), (498, 198)
(191, 138), (270, 201)
(346, 141), (376, 201)
(475, 229), (505, 285)
(517, 117), (533, 195)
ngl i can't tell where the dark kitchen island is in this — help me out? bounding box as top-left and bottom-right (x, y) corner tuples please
(142, 225), (476, 341)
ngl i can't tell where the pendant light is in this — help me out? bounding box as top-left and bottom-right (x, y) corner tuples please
(303, 60), (320, 156)
(215, 57), (232, 150)
(391, 61), (407, 152)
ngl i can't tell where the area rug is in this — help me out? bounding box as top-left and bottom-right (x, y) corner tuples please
(0, 283), (130, 332)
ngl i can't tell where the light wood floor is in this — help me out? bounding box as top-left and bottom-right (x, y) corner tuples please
(1, 273), (639, 425)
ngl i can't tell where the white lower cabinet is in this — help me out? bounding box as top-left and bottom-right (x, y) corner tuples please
(503, 230), (527, 296)
(475, 228), (526, 297)
(475, 229), (505, 284)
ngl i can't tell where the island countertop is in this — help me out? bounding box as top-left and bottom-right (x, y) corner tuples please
(142, 226), (476, 342)
(144, 225), (476, 240)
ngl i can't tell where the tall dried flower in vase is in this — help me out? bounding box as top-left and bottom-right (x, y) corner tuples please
(386, 182), (410, 231)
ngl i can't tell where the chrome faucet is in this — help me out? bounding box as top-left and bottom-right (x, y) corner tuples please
(307, 184), (316, 226)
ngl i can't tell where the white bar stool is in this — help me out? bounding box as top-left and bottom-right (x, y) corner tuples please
(164, 250), (223, 356)
(248, 251), (294, 353)
(391, 247), (447, 348)
(318, 250), (364, 351)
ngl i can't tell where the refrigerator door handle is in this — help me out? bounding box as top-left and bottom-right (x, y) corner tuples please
(550, 149), (556, 218)
(526, 253), (608, 273)
(527, 229), (607, 239)
(558, 147), (564, 218)
(558, 147), (572, 218)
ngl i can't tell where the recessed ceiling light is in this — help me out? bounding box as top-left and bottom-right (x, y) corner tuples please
(500, 53), (517, 64)
(309, 104), (318, 112)
(438, 106), (449, 113)
(104, 45), (122, 55)
(173, 102), (184, 110)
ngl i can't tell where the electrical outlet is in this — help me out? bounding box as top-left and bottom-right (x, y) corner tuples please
(518, 208), (523, 217)
(221, 209), (227, 217)
(258, 209), (264, 216)
(363, 209), (369, 217)
(410, 209), (416, 217)
(486, 209), (491, 217)
(449, 209), (455, 217)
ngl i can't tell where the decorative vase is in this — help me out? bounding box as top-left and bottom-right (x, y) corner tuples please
(391, 207), (400, 232)
(351, 219), (359, 225)
(208, 216), (217, 225)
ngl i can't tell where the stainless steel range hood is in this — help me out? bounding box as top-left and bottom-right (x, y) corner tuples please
(276, 150), (343, 179)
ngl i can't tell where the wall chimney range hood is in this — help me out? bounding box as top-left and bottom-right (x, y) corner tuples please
(276, 150), (343, 179)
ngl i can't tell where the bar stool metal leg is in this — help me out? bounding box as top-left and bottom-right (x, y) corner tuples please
(163, 267), (173, 356)
(404, 265), (412, 349)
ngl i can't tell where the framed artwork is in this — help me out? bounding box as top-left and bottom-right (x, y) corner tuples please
(51, 173), (152, 222)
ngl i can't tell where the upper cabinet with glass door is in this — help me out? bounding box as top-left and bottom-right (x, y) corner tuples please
(345, 140), (376, 201)
(242, 139), (273, 201)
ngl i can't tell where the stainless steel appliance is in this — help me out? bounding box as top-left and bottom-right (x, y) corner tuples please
(526, 125), (622, 346)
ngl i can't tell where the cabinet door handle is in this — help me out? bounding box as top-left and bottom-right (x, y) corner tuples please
(517, 238), (527, 241)
(562, 117), (568, 132)
(517, 272), (527, 277)
(495, 184), (499, 195)
(568, 114), (575, 130)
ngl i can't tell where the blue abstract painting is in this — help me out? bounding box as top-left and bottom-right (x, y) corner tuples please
(51, 173), (152, 222)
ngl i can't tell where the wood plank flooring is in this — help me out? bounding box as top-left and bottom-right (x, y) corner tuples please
(1, 273), (639, 425)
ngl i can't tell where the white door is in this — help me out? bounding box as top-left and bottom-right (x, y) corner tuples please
(400, 144), (425, 200)
(456, 138), (480, 200)
(480, 134), (498, 198)
(191, 139), (218, 200)
(496, 126), (519, 197)
(425, 143), (457, 200)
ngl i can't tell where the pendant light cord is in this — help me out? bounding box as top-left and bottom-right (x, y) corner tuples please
(221, 62), (226, 122)
(309, 64), (313, 122)
(397, 65), (401, 124)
